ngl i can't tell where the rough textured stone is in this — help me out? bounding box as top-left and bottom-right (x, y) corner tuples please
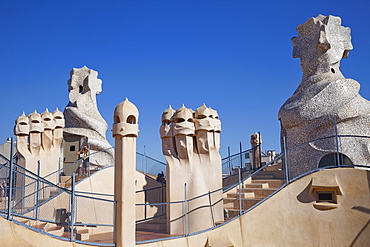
(63, 66), (114, 166)
(160, 104), (223, 234)
(278, 15), (370, 178)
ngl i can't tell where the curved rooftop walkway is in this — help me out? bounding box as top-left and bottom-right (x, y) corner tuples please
(0, 134), (369, 246)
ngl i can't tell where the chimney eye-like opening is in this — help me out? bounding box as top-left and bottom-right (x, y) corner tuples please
(114, 115), (120, 124)
(127, 115), (136, 124)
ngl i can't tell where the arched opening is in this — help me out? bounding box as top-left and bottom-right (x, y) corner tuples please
(114, 115), (120, 124)
(162, 119), (171, 125)
(318, 153), (353, 168)
(126, 115), (136, 124)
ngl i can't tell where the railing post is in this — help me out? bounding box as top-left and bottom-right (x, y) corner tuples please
(239, 142), (243, 174)
(161, 182), (164, 215)
(334, 116), (341, 167)
(21, 175), (24, 213)
(70, 172), (76, 241)
(183, 183), (188, 236)
(258, 131), (262, 168)
(228, 146), (231, 176)
(238, 166), (242, 215)
(113, 199), (116, 245)
(35, 161), (41, 221)
(208, 191), (215, 227)
(144, 190), (147, 220)
(58, 157), (61, 184)
(283, 136), (289, 183)
(87, 143), (91, 176)
(144, 145), (147, 175)
(7, 135), (15, 221)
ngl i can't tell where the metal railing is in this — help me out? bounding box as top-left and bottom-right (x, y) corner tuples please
(220, 141), (272, 178)
(0, 159), (116, 246)
(1, 125), (369, 245)
(41, 146), (166, 183)
(135, 133), (370, 244)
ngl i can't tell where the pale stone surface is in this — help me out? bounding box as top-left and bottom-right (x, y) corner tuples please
(14, 108), (64, 184)
(112, 98), (139, 247)
(278, 15), (370, 177)
(160, 104), (223, 235)
(23, 168), (163, 238)
(63, 66), (114, 167)
(1, 168), (368, 247)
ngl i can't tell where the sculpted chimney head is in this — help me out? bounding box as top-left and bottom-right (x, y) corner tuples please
(209, 107), (221, 133)
(28, 111), (43, 133)
(292, 15), (352, 77)
(195, 104), (212, 119)
(160, 105), (175, 139)
(14, 112), (29, 135)
(67, 66), (103, 104)
(194, 104), (214, 132)
(41, 109), (56, 130)
(161, 105), (175, 125)
(113, 98), (139, 138)
(172, 105), (195, 136)
(53, 108), (65, 128)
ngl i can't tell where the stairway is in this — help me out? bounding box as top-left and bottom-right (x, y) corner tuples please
(222, 170), (285, 221)
(16, 217), (91, 241)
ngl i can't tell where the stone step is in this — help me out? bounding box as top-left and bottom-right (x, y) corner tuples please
(224, 197), (262, 210)
(244, 183), (269, 189)
(252, 171), (285, 179)
(215, 220), (225, 226)
(226, 209), (242, 218)
(226, 192), (255, 198)
(62, 228), (90, 241)
(32, 222), (49, 231)
(76, 228), (90, 241)
(251, 179), (285, 188)
(252, 174), (275, 179)
(223, 198), (237, 208)
(19, 219), (30, 225)
(237, 188), (276, 198)
(263, 163), (283, 171)
(47, 225), (64, 236)
(231, 198), (261, 210)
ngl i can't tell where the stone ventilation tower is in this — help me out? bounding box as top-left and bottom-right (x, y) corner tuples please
(160, 104), (223, 235)
(112, 98), (139, 247)
(14, 108), (64, 184)
(278, 15), (370, 177)
(63, 66), (114, 174)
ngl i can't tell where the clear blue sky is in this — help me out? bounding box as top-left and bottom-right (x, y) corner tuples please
(1, 1), (370, 161)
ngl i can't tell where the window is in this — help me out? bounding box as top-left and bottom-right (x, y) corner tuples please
(309, 176), (341, 210)
(318, 153), (353, 168)
(316, 191), (336, 203)
(70, 146), (75, 152)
